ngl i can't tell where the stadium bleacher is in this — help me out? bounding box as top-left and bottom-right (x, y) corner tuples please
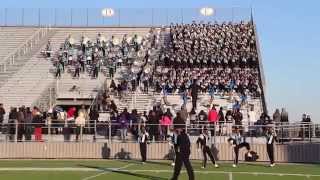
(0, 22), (267, 141)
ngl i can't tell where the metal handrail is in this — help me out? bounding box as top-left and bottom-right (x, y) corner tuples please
(0, 26), (51, 72)
(1, 120), (318, 143)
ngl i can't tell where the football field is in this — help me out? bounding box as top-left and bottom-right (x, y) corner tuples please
(0, 160), (319, 180)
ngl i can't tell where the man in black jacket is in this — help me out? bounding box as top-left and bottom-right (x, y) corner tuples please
(190, 80), (199, 110)
(0, 103), (5, 132)
(171, 128), (194, 180)
(138, 127), (149, 164)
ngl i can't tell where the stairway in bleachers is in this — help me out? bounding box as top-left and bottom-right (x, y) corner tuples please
(115, 92), (153, 113)
(0, 27), (39, 86)
(0, 27), (38, 60)
(0, 30), (58, 113)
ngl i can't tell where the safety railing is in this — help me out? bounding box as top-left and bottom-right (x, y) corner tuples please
(0, 26), (52, 72)
(0, 121), (319, 143)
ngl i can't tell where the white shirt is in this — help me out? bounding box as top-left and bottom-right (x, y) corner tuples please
(248, 111), (257, 123)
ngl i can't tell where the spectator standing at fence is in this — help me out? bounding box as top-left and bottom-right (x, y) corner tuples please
(78, 105), (89, 125)
(273, 109), (281, 124)
(280, 108), (289, 122)
(180, 105), (188, 124)
(218, 107), (225, 135)
(24, 107), (33, 141)
(17, 107), (25, 142)
(248, 106), (257, 126)
(8, 108), (17, 141)
(189, 108), (197, 125)
(160, 113), (172, 141)
(130, 109), (139, 139)
(67, 107), (76, 122)
(65, 107), (76, 140)
(32, 107), (43, 142)
(0, 103), (5, 132)
(233, 109), (243, 127)
(198, 110), (207, 132)
(263, 112), (272, 125)
(173, 112), (185, 130)
(148, 110), (159, 142)
(119, 108), (130, 142)
(208, 106), (218, 136)
(225, 110), (234, 135)
(301, 114), (312, 138)
(75, 106), (87, 142)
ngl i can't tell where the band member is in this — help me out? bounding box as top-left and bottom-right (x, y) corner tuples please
(168, 128), (178, 166)
(266, 126), (276, 167)
(138, 127), (149, 164)
(171, 128), (194, 180)
(196, 129), (219, 168)
(228, 127), (252, 167)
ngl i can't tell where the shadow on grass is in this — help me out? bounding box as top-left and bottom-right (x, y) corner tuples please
(109, 169), (169, 180)
(118, 159), (173, 167)
(78, 164), (169, 180)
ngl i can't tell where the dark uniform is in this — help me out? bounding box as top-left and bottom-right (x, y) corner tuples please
(138, 131), (149, 163)
(171, 130), (194, 180)
(190, 82), (199, 110)
(196, 132), (218, 168)
(266, 130), (276, 166)
(228, 132), (251, 166)
(168, 131), (178, 166)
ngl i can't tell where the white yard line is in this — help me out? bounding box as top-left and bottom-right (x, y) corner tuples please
(81, 163), (134, 180)
(229, 172), (233, 180)
(0, 167), (319, 178)
(0, 167), (97, 171)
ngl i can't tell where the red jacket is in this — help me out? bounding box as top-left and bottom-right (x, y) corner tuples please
(67, 107), (76, 119)
(208, 109), (218, 123)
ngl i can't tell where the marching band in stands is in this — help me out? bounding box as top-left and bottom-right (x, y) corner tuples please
(1, 21), (318, 145)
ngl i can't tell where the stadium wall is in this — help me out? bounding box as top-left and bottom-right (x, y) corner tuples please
(0, 143), (319, 163)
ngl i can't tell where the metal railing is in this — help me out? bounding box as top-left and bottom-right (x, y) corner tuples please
(0, 121), (319, 143)
(0, 26), (52, 72)
(0, 8), (252, 27)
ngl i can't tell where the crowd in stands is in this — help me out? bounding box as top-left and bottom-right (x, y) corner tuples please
(153, 67), (261, 97)
(158, 21), (258, 68)
(148, 21), (262, 104)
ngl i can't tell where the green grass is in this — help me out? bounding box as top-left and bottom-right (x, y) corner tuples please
(0, 160), (318, 180)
